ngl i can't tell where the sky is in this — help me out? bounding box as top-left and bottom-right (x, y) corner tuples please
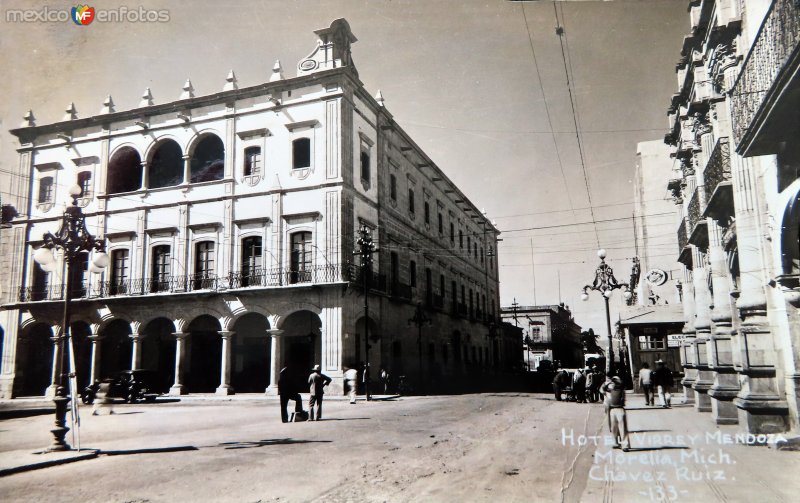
(0, 0), (688, 337)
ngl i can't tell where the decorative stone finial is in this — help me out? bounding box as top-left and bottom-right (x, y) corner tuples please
(270, 60), (284, 82)
(224, 70), (238, 91)
(139, 87), (154, 107)
(297, 19), (358, 77)
(180, 78), (195, 99)
(375, 90), (385, 107)
(100, 95), (115, 114)
(22, 110), (36, 127)
(63, 103), (78, 121)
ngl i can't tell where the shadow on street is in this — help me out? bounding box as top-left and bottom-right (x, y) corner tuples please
(219, 439), (333, 450)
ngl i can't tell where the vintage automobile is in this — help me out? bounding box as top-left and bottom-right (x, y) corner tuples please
(81, 370), (162, 404)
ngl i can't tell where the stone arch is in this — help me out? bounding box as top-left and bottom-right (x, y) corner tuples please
(147, 137), (183, 189)
(279, 310), (322, 373)
(275, 304), (322, 329)
(99, 319), (132, 377)
(231, 312), (271, 392)
(140, 317), (177, 394)
(15, 323), (54, 396)
(186, 314), (222, 393)
(187, 131), (225, 183)
(107, 145), (143, 194)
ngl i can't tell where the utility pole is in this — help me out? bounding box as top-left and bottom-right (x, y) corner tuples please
(355, 225), (378, 400)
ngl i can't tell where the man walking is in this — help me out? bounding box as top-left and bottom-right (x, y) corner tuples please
(602, 376), (630, 451)
(638, 362), (654, 406)
(308, 364), (332, 421)
(278, 365), (304, 423)
(652, 359), (674, 408)
(344, 365), (358, 404)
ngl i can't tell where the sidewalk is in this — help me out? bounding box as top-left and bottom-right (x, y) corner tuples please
(579, 393), (800, 502)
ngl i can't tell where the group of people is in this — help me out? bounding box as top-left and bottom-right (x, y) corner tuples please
(552, 365), (605, 403)
(637, 359), (674, 408)
(277, 364), (332, 423)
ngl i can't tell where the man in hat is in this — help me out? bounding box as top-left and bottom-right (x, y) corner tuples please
(652, 359), (674, 408)
(308, 364), (332, 420)
(601, 375), (630, 451)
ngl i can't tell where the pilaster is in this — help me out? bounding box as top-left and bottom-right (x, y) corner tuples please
(265, 329), (283, 395)
(169, 332), (188, 395)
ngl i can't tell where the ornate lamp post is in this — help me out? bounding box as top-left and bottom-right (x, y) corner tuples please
(355, 224), (377, 401)
(33, 185), (108, 451)
(408, 302), (431, 394)
(580, 249), (631, 376)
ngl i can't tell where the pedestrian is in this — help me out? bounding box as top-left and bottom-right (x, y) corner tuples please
(380, 367), (390, 394)
(638, 362), (654, 406)
(552, 366), (570, 401)
(91, 379), (114, 416)
(652, 359), (674, 408)
(308, 364), (332, 421)
(278, 365), (304, 423)
(601, 375), (630, 451)
(584, 367), (595, 403)
(344, 364), (358, 404)
(574, 368), (587, 403)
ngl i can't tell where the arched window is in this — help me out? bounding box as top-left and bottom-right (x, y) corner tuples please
(107, 147), (142, 194)
(148, 140), (183, 189)
(292, 138), (311, 170)
(241, 236), (263, 286)
(190, 135), (225, 183)
(290, 231), (312, 283)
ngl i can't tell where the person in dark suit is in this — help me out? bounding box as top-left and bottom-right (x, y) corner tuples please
(278, 365), (304, 423)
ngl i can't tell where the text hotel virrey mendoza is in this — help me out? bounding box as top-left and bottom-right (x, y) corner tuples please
(4, 5), (170, 24)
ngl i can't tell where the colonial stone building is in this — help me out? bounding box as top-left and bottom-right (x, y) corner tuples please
(663, 0), (799, 436)
(0, 19), (505, 399)
(500, 303), (583, 370)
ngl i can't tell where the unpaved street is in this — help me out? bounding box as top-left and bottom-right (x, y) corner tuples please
(0, 394), (602, 502)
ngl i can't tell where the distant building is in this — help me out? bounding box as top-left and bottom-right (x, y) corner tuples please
(620, 140), (684, 387)
(500, 304), (582, 370)
(0, 19), (505, 399)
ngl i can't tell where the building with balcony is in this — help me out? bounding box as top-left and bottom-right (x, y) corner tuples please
(500, 303), (582, 371)
(0, 19), (505, 399)
(662, 0), (800, 436)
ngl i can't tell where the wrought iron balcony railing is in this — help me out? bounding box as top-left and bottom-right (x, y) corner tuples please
(687, 186), (703, 232)
(18, 264), (351, 302)
(702, 137), (731, 196)
(731, 0), (800, 146)
(678, 217), (688, 254)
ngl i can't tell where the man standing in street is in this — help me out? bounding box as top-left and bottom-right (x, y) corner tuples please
(278, 364), (304, 423)
(552, 366), (570, 401)
(344, 365), (358, 404)
(308, 364), (332, 420)
(638, 362), (654, 406)
(652, 359), (674, 408)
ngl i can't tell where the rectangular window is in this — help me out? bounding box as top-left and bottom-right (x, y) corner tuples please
(38, 176), (54, 204)
(424, 201), (430, 224)
(450, 222), (455, 243)
(409, 260), (417, 287)
(69, 252), (88, 298)
(438, 213), (443, 234)
(408, 188), (415, 214)
(77, 171), (92, 198)
(244, 146), (262, 176)
(151, 245), (171, 293)
(638, 335), (666, 350)
(467, 236), (471, 252)
(194, 241), (216, 289)
(360, 150), (370, 182)
(292, 138), (311, 169)
(290, 231), (313, 283)
(110, 249), (129, 295)
(241, 236), (263, 286)
(440, 274), (445, 299)
(390, 174), (397, 201)
(31, 262), (49, 301)
(459, 230), (463, 248)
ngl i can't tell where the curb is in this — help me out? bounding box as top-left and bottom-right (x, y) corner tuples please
(0, 450), (99, 477)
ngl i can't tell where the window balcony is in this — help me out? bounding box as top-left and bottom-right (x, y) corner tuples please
(702, 137), (734, 224)
(731, 0), (800, 156)
(677, 217), (692, 268)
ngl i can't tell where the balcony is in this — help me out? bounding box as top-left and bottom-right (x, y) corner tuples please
(17, 264), (351, 303)
(731, 0), (800, 156)
(390, 281), (413, 301)
(687, 186), (709, 250)
(677, 218), (692, 268)
(702, 137), (734, 224)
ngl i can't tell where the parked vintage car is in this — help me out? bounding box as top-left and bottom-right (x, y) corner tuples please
(81, 370), (162, 404)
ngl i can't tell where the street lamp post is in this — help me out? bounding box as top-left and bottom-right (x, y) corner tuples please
(355, 225), (377, 401)
(580, 249), (631, 377)
(408, 302), (431, 394)
(33, 185), (108, 451)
